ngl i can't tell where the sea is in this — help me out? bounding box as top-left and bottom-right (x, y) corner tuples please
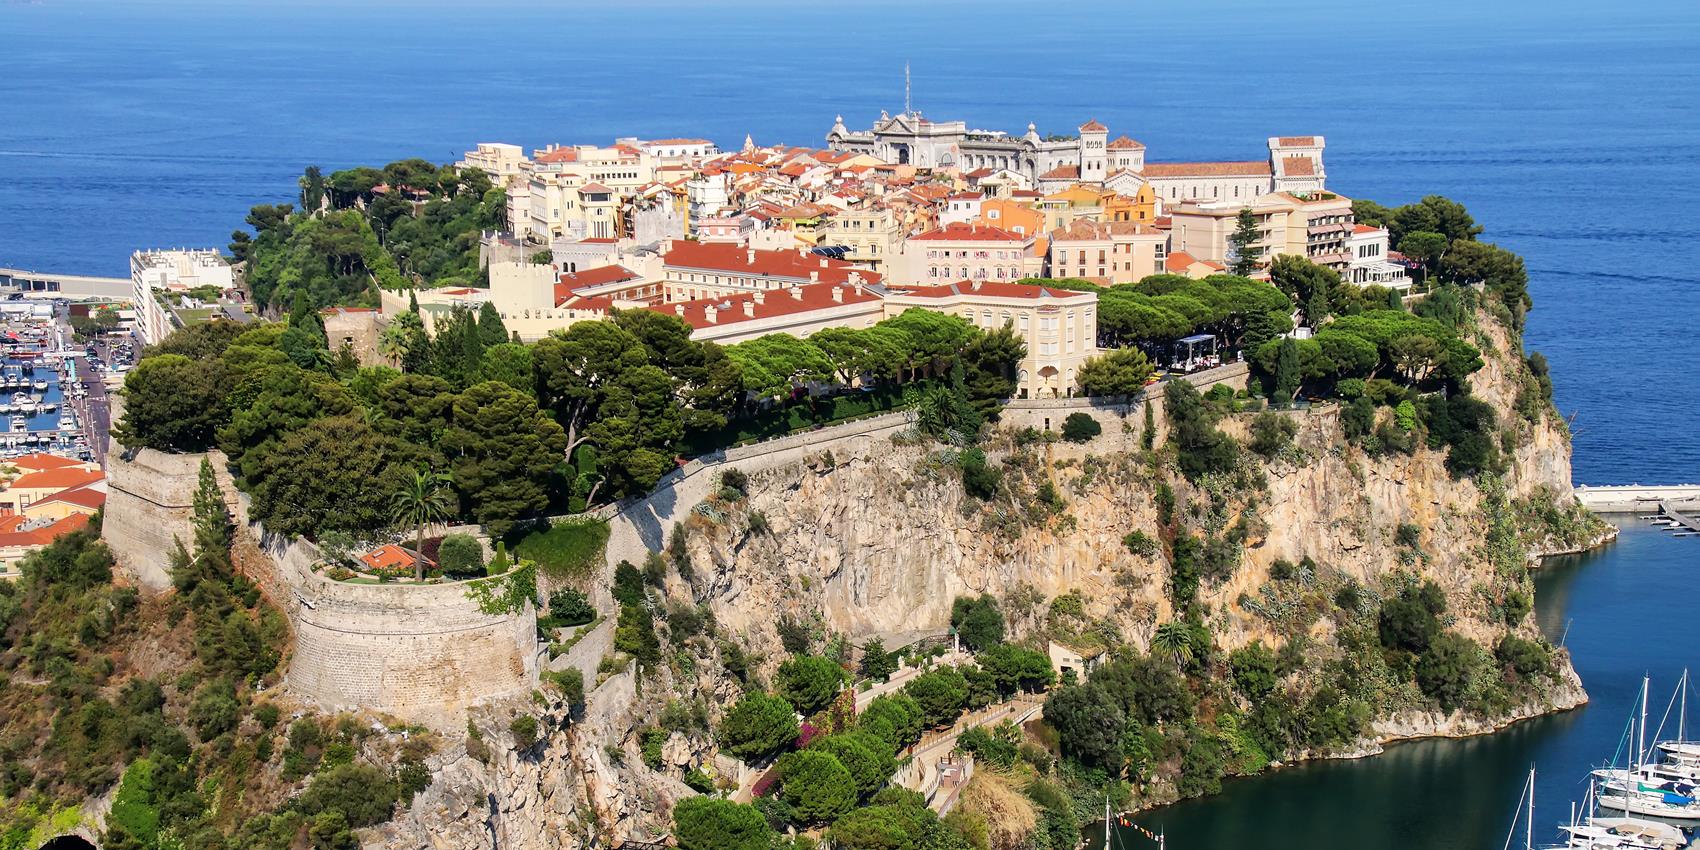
(3, 1), (1698, 845)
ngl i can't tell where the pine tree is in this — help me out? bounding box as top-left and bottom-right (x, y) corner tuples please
(1228, 208), (1264, 276)
(1274, 338), (1301, 402)
(477, 301), (508, 348)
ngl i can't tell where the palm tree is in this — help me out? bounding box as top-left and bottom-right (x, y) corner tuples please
(391, 468), (455, 582)
(1151, 621), (1194, 667)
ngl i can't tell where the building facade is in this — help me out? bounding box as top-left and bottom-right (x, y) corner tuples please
(883, 280), (1097, 398)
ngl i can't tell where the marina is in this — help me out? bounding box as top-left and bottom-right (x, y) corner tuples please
(0, 317), (94, 463)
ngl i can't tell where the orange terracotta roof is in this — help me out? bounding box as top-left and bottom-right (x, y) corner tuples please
(579, 182), (614, 194)
(0, 515), (28, 533)
(652, 282), (882, 330)
(536, 148), (579, 164)
(359, 544), (433, 572)
(1039, 165), (1080, 180)
(7, 467), (104, 492)
(7, 452), (86, 472)
(1078, 119), (1108, 132)
(1352, 223), (1383, 234)
(0, 512), (91, 549)
(1276, 136), (1318, 147)
(1106, 136), (1146, 150)
(1142, 161), (1272, 178)
(662, 243), (881, 286)
(1281, 156), (1315, 177)
(28, 485), (105, 511)
(1165, 251), (1225, 273)
(910, 222), (1029, 243)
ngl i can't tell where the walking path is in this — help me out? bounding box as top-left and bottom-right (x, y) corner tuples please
(899, 693), (1046, 803)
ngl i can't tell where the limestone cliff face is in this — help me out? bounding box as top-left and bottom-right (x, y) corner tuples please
(688, 314), (1589, 663)
(370, 312), (1603, 848)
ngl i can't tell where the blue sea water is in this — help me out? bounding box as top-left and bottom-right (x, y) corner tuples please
(3, 0), (1697, 484)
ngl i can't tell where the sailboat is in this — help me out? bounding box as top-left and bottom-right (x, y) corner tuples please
(1549, 775), (1690, 850)
(1596, 676), (1700, 825)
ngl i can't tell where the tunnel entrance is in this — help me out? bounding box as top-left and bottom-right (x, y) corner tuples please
(40, 836), (97, 850)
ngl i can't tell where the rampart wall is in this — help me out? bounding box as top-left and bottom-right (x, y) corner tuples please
(102, 449), (538, 731)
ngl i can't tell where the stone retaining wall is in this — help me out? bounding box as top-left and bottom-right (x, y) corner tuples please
(101, 447), (201, 592)
(102, 449), (538, 731)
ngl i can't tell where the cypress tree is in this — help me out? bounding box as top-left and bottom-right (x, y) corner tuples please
(1228, 208), (1264, 276)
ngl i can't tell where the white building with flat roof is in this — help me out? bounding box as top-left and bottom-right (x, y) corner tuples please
(129, 249), (233, 345)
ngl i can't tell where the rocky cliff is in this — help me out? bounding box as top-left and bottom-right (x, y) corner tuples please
(370, 310), (1607, 848)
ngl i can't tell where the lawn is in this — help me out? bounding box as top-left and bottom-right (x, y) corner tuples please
(513, 518), (610, 580)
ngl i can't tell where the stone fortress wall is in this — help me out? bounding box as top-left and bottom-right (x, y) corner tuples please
(102, 447), (538, 731)
(597, 362), (1250, 584)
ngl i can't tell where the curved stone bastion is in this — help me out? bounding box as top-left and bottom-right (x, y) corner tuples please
(102, 448), (539, 730)
(284, 568), (540, 728)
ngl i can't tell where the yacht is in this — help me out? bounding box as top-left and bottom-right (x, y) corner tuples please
(9, 416), (26, 433)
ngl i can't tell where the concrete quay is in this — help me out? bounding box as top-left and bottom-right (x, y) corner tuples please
(1572, 484), (1700, 513)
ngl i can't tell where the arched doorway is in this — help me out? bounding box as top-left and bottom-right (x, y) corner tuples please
(40, 836), (97, 850)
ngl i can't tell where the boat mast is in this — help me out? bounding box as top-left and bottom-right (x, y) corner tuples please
(1526, 766), (1534, 850)
(1682, 668), (1689, 743)
(1104, 793), (1110, 850)
(1639, 675), (1649, 770)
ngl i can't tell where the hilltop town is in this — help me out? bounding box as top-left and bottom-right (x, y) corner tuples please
(0, 110), (1600, 850)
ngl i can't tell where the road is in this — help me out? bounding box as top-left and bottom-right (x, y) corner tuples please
(51, 304), (115, 464)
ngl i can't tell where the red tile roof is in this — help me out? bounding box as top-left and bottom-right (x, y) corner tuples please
(28, 485), (105, 511)
(1276, 136), (1318, 147)
(1281, 156), (1316, 177)
(1078, 119), (1108, 132)
(1143, 161), (1272, 178)
(652, 282), (882, 330)
(0, 515), (28, 533)
(536, 147), (579, 164)
(662, 243), (881, 285)
(559, 265), (639, 289)
(1106, 136), (1146, 150)
(1039, 165), (1081, 180)
(1165, 251), (1225, 273)
(7, 452), (86, 473)
(579, 182), (614, 194)
(359, 544), (433, 573)
(7, 468), (104, 492)
(909, 222), (1029, 243)
(1352, 223), (1383, 234)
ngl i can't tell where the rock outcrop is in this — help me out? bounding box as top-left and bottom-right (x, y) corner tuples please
(370, 311), (1601, 849)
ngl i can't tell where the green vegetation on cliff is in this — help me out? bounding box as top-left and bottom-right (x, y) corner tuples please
(0, 464), (422, 850)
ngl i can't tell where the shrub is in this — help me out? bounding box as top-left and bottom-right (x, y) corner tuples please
(1060, 413), (1102, 443)
(1416, 632), (1478, 712)
(545, 588), (595, 627)
(544, 668), (585, 713)
(1249, 411), (1298, 458)
(1378, 581), (1446, 654)
(509, 715), (540, 748)
(776, 614), (812, 654)
(437, 533), (484, 579)
(1122, 530), (1158, 558)
(1495, 634), (1550, 679)
(958, 448), (1001, 500)
(720, 468), (750, 496)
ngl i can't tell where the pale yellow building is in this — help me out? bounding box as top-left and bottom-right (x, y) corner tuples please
(883, 280), (1097, 398)
(1047, 220), (1167, 284)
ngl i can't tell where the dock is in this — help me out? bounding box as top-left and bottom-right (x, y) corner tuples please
(1659, 501), (1700, 535)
